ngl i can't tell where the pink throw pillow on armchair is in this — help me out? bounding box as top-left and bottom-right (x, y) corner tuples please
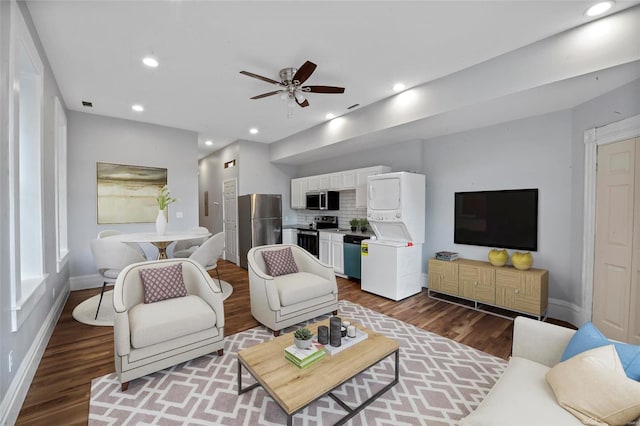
(261, 247), (299, 277)
(139, 263), (188, 303)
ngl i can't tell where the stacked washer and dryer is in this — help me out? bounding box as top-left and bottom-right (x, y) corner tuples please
(361, 172), (426, 301)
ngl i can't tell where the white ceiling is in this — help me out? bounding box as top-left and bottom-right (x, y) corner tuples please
(26, 1), (640, 160)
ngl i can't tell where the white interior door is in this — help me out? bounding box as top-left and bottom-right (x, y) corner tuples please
(593, 138), (635, 342)
(631, 139), (640, 344)
(223, 179), (238, 265)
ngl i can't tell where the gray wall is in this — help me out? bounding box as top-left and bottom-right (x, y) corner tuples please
(297, 139), (424, 177)
(423, 111), (574, 310)
(198, 142), (239, 234)
(67, 111), (199, 279)
(237, 140), (297, 224)
(0, 1), (69, 421)
(289, 79), (640, 325)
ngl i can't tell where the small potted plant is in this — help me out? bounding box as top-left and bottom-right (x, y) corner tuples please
(293, 327), (313, 349)
(359, 218), (369, 232)
(349, 218), (359, 232)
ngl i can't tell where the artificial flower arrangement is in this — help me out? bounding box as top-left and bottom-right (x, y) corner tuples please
(156, 185), (177, 210)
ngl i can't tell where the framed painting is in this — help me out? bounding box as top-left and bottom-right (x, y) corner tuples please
(96, 162), (167, 224)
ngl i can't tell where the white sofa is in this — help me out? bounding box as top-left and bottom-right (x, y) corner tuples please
(247, 244), (338, 336)
(461, 316), (640, 425)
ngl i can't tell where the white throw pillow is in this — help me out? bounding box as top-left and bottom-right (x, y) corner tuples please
(546, 345), (640, 426)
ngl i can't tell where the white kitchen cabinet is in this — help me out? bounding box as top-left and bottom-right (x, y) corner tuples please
(319, 231), (344, 275)
(331, 233), (344, 274)
(329, 171), (356, 190)
(319, 232), (331, 265)
(307, 175), (319, 192)
(318, 174), (330, 190)
(329, 173), (343, 190)
(341, 170), (356, 189)
(355, 166), (391, 208)
(282, 228), (298, 245)
(291, 178), (308, 209)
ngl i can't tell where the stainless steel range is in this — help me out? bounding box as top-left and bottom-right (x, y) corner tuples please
(296, 216), (338, 257)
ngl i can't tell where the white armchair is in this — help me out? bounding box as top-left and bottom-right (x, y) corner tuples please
(113, 258), (225, 391)
(247, 244), (338, 336)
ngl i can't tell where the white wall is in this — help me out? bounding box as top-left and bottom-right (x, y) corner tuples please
(0, 2), (70, 422)
(67, 111), (199, 279)
(423, 111), (573, 306)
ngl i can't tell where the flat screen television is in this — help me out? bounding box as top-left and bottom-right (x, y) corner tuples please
(454, 189), (538, 251)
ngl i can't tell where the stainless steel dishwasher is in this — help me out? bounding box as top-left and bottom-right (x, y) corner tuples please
(343, 234), (367, 280)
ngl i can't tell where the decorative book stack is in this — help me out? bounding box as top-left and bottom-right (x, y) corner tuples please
(284, 342), (326, 368)
(435, 251), (459, 261)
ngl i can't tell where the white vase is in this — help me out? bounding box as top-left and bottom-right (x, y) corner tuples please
(155, 210), (167, 235)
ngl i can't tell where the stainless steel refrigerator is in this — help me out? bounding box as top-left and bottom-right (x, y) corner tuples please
(238, 194), (282, 269)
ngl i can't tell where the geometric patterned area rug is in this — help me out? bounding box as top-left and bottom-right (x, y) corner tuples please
(89, 300), (507, 425)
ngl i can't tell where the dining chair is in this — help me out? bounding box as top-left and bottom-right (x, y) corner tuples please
(172, 226), (210, 258)
(189, 231), (225, 285)
(90, 237), (147, 320)
(97, 229), (121, 238)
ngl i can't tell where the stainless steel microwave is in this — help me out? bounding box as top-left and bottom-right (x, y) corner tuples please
(306, 191), (339, 210)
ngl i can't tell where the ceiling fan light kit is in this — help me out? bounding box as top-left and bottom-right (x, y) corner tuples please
(240, 60), (345, 117)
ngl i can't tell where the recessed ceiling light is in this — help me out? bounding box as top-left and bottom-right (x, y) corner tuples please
(585, 1), (614, 16)
(393, 83), (406, 92)
(249, 128), (259, 134)
(325, 113), (335, 120)
(205, 140), (213, 146)
(131, 104), (144, 112)
(142, 56), (159, 68)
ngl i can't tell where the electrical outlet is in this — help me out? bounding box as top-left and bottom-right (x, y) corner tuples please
(8, 351), (14, 373)
(176, 211), (184, 219)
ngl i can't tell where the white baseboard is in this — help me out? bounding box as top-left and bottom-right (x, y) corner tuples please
(0, 283), (69, 426)
(547, 298), (584, 327)
(70, 273), (102, 291)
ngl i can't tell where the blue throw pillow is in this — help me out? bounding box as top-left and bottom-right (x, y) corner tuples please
(561, 322), (640, 381)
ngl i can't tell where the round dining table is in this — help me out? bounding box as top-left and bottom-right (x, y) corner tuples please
(107, 231), (211, 260)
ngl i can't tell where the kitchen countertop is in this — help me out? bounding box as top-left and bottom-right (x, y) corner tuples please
(326, 228), (376, 238)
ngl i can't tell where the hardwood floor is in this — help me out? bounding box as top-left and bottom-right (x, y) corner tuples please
(16, 260), (569, 425)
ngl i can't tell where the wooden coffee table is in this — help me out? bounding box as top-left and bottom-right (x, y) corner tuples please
(237, 318), (400, 425)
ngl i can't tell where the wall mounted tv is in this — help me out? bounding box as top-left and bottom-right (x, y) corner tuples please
(454, 189), (538, 251)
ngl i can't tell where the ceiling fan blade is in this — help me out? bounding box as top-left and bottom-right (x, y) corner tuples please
(296, 97), (310, 108)
(303, 85), (345, 94)
(292, 61), (317, 84)
(250, 90), (282, 100)
(240, 70), (281, 86)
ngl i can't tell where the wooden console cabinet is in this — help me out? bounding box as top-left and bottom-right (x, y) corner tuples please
(428, 258), (548, 320)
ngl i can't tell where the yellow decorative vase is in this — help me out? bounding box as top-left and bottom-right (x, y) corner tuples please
(512, 251), (533, 270)
(488, 249), (509, 267)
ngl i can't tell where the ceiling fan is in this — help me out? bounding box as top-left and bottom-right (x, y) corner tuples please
(240, 60), (345, 109)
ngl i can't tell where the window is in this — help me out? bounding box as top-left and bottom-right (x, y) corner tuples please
(54, 96), (69, 272)
(9, 3), (47, 331)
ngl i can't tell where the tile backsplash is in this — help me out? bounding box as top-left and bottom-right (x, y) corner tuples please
(295, 190), (366, 228)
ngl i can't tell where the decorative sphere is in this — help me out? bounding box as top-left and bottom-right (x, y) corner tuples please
(512, 251), (533, 270)
(488, 249), (509, 266)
